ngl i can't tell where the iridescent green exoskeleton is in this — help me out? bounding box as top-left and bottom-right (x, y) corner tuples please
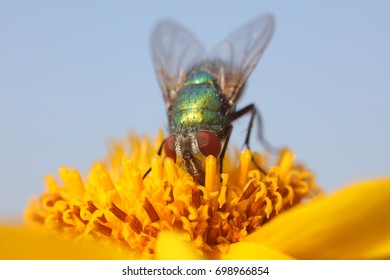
(145, 14), (275, 184)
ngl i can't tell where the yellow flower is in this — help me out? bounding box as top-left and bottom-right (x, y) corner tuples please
(1, 132), (389, 260)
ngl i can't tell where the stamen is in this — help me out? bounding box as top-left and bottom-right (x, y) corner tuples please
(151, 155), (164, 183)
(62, 209), (74, 225)
(93, 221), (112, 236)
(93, 163), (115, 191)
(173, 218), (183, 230)
(278, 149), (295, 180)
(247, 198), (264, 216)
(58, 167), (84, 197)
(207, 217), (220, 245)
(87, 201), (98, 213)
(282, 185), (294, 205)
(163, 183), (174, 203)
(264, 197), (273, 218)
(109, 203), (127, 222)
(205, 155), (217, 193)
(130, 170), (143, 195)
(238, 150), (252, 186)
(187, 206), (197, 221)
(273, 192), (283, 214)
(239, 180), (257, 202)
(164, 158), (178, 182)
(42, 194), (61, 209)
(143, 198), (160, 222)
(192, 187), (202, 208)
(126, 215), (143, 234)
(144, 225), (159, 238)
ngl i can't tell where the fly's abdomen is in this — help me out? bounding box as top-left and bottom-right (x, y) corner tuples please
(171, 84), (224, 133)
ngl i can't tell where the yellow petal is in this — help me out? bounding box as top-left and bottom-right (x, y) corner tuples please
(0, 227), (131, 260)
(155, 231), (201, 260)
(222, 241), (294, 260)
(247, 178), (390, 259)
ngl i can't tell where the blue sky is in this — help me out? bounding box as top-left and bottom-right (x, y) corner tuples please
(1, 0), (389, 219)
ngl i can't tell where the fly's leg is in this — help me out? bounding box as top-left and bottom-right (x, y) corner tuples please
(230, 104), (276, 174)
(142, 139), (166, 179)
(217, 125), (233, 175)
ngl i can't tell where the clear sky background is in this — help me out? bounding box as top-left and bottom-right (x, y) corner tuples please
(1, 1), (389, 219)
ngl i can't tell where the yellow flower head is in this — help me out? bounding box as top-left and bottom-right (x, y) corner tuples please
(24, 131), (323, 259)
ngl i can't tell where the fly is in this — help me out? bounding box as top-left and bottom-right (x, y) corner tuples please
(144, 14), (275, 185)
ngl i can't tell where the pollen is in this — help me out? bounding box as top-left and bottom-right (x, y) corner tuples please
(25, 131), (323, 258)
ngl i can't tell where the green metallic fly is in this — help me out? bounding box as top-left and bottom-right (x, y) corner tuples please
(145, 14), (275, 184)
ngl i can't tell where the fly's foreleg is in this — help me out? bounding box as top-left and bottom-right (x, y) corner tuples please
(142, 139), (166, 179)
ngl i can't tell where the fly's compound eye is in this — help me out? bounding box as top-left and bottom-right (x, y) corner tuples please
(196, 131), (221, 157)
(164, 135), (176, 161)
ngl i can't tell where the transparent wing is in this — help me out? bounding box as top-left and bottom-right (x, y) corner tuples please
(207, 14), (275, 104)
(151, 20), (205, 108)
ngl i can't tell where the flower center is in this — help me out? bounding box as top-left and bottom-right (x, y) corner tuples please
(25, 132), (322, 258)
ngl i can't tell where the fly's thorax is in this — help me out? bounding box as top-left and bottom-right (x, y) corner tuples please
(184, 70), (213, 86)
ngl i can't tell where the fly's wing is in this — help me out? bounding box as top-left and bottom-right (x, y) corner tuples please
(151, 20), (205, 109)
(206, 14), (275, 105)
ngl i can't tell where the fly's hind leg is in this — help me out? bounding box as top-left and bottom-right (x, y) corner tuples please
(230, 104), (276, 174)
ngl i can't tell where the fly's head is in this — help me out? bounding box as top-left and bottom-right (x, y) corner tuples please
(163, 130), (221, 184)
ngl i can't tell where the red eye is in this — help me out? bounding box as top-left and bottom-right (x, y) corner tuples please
(196, 131), (221, 157)
(164, 135), (176, 161)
